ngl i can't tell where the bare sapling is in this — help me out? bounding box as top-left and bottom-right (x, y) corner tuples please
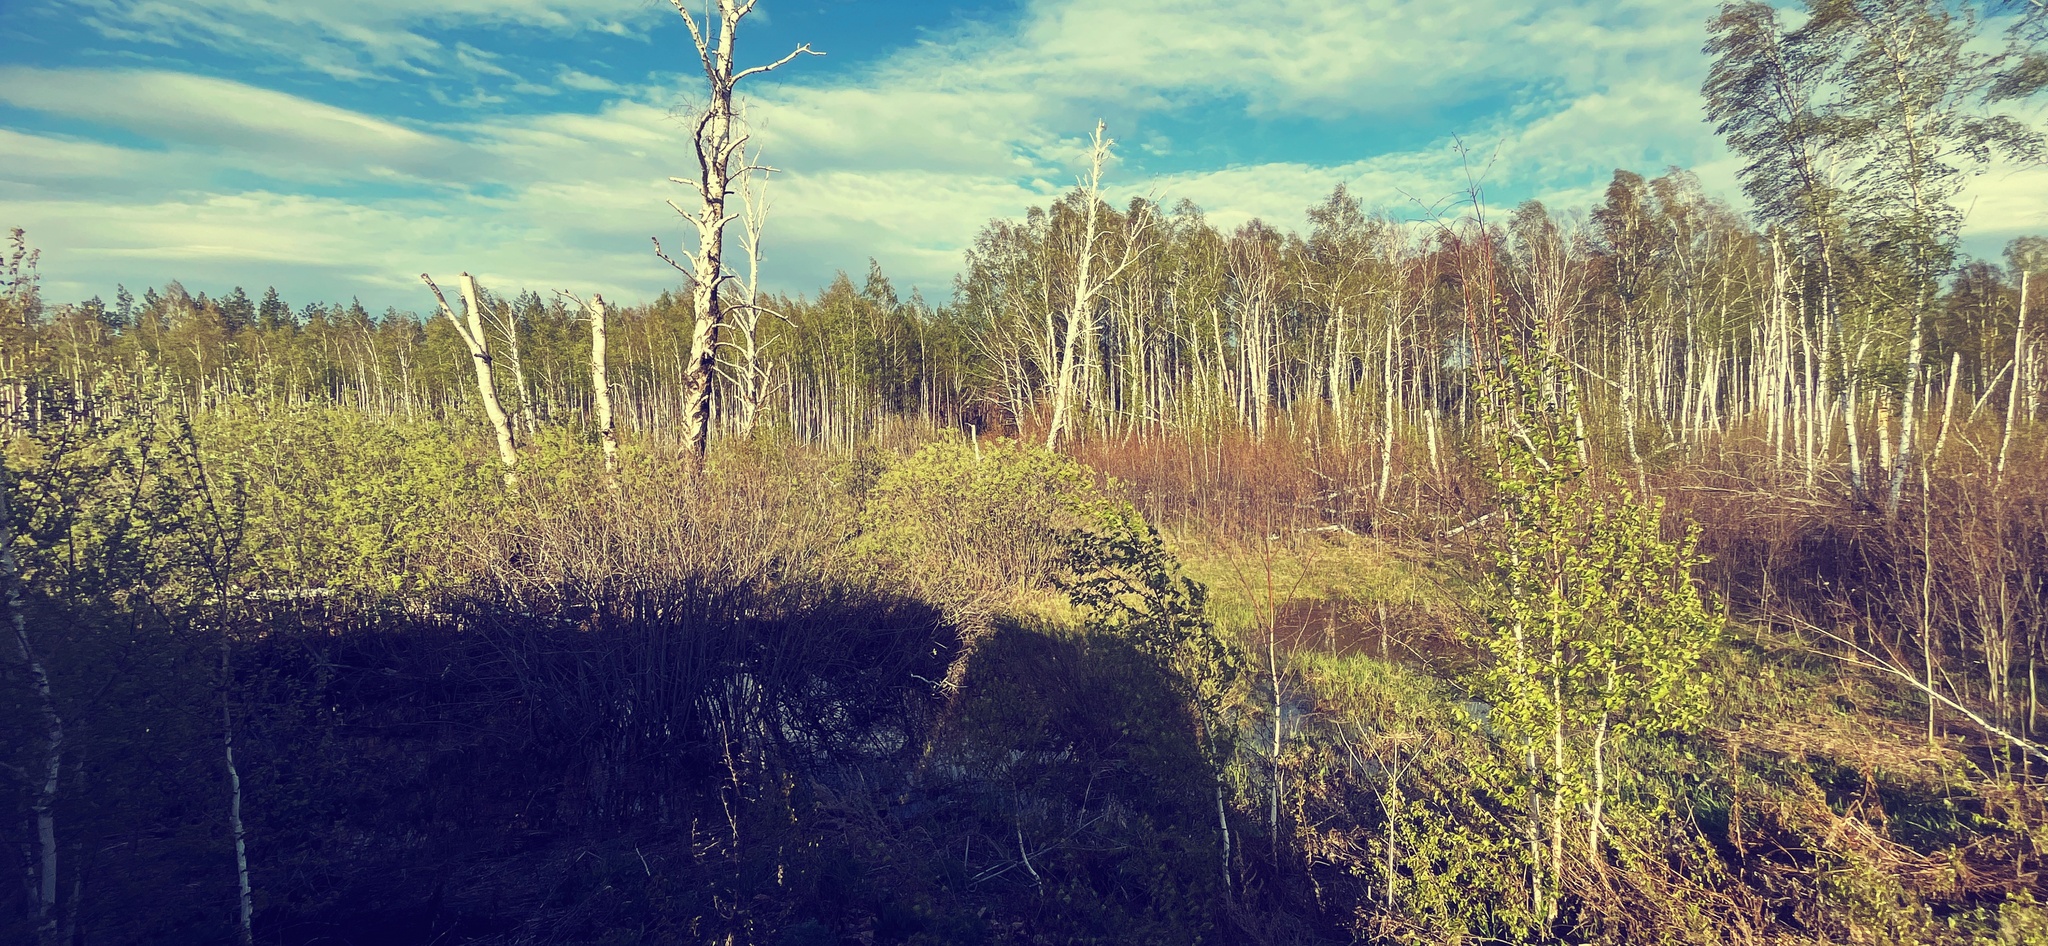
(728, 150), (777, 436)
(559, 289), (620, 481)
(2, 457), (63, 944)
(1999, 270), (2029, 485)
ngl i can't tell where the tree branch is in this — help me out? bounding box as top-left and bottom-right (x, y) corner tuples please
(733, 44), (822, 85)
(420, 273), (480, 350)
(651, 237), (698, 276)
(1796, 617), (2048, 765)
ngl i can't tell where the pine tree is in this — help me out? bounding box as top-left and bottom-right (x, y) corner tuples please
(257, 287), (290, 331)
(221, 287), (255, 335)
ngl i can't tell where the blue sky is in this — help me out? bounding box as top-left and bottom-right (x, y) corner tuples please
(2, 0), (2043, 313)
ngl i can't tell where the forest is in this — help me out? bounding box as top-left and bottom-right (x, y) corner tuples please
(5, 0), (2048, 943)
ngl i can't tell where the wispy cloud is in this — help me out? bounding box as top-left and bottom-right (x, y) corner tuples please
(6, 0), (2040, 312)
(73, 0), (656, 81)
(0, 67), (464, 180)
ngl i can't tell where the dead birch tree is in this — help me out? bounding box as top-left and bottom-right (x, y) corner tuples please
(727, 154), (776, 436)
(590, 294), (619, 478)
(422, 273), (520, 487)
(483, 295), (538, 437)
(654, 0), (816, 471)
(559, 290), (622, 480)
(1045, 122), (1149, 448)
(2, 459), (61, 945)
(1998, 270), (2030, 483)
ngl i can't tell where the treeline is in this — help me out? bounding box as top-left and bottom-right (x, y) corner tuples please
(7, 173), (2040, 470)
(1, 250), (974, 445)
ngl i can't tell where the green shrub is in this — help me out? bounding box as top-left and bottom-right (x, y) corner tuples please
(195, 408), (498, 594)
(856, 436), (1121, 622)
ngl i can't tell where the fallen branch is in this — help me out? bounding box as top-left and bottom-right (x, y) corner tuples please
(1792, 617), (2048, 765)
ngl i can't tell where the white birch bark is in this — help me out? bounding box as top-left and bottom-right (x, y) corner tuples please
(590, 294), (620, 478)
(2, 460), (61, 945)
(657, 0), (815, 469)
(731, 163), (773, 436)
(1999, 271), (2029, 484)
(1887, 304), (1927, 516)
(223, 639), (253, 946)
(1046, 123), (1112, 449)
(422, 273), (519, 487)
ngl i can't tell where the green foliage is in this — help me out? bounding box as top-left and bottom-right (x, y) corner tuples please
(1, 384), (248, 945)
(1476, 342), (1721, 736)
(193, 407), (498, 594)
(1290, 653), (1544, 943)
(856, 436), (1121, 617)
(1468, 338), (1723, 924)
(1, 382), (244, 613)
(1057, 508), (1246, 761)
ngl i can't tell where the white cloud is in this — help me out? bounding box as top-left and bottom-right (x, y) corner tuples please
(1958, 159), (2048, 262)
(556, 68), (623, 93)
(10, 0), (2040, 315)
(74, 0), (657, 81)
(721, 0), (1734, 269)
(0, 128), (150, 185)
(0, 67), (464, 180)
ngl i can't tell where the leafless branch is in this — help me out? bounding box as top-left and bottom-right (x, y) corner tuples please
(733, 44), (822, 85)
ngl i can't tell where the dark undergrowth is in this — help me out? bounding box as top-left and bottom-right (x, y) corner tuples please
(6, 396), (2048, 944)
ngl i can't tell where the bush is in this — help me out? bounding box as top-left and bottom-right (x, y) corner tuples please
(194, 407), (496, 594)
(856, 436), (1122, 624)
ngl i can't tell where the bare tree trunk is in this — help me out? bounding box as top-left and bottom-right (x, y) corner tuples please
(1999, 271), (2029, 485)
(1923, 467), (1938, 742)
(590, 294), (619, 478)
(2, 461), (62, 946)
(223, 639), (253, 946)
(1046, 123), (1112, 449)
(500, 308), (537, 437)
(657, 0), (815, 470)
(422, 273), (519, 488)
(1589, 708), (1609, 877)
(1269, 621), (1283, 863)
(732, 160), (774, 437)
(1377, 318), (1398, 505)
(1382, 748), (1401, 910)
(1214, 771), (1232, 893)
(1329, 305), (1347, 436)
(1931, 351), (1961, 467)
(1887, 303), (1927, 517)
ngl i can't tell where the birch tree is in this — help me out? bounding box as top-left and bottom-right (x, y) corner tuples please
(559, 290), (621, 479)
(1707, 2), (1861, 490)
(1816, 0), (2043, 514)
(1045, 123), (1150, 448)
(1474, 343), (1719, 919)
(727, 155), (775, 436)
(422, 273), (520, 488)
(1, 445), (62, 945)
(655, 0), (816, 470)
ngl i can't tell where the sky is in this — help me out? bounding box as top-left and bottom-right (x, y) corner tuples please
(1, 0), (2043, 314)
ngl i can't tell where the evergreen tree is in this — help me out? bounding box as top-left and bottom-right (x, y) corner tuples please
(81, 296), (112, 332)
(257, 287), (290, 332)
(221, 287), (255, 334)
